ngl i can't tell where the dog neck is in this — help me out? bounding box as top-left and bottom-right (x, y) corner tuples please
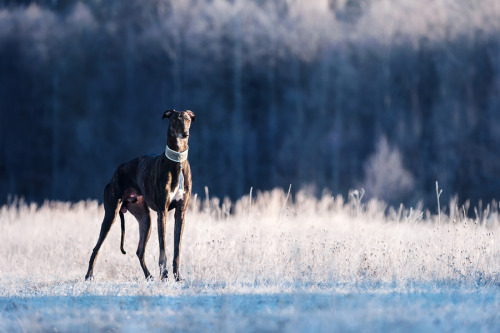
(165, 136), (189, 163)
(165, 135), (187, 201)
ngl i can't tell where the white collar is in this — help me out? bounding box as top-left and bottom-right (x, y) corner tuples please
(165, 145), (188, 163)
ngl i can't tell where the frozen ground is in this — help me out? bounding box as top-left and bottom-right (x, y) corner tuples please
(1, 189), (499, 332)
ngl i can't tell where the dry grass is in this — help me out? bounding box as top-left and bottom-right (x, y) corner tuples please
(1, 188), (498, 296)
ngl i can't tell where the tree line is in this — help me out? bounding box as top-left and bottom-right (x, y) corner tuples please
(1, 0), (500, 209)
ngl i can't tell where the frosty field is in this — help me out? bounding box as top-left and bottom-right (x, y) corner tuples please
(1, 189), (499, 332)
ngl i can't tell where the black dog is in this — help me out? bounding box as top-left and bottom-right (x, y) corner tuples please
(85, 109), (195, 281)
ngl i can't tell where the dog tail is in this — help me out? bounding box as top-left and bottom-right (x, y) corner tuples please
(120, 211), (126, 254)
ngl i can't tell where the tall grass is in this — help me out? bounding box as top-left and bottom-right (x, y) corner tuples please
(0, 188), (499, 297)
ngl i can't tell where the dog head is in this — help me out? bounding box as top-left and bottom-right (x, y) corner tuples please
(162, 109), (195, 139)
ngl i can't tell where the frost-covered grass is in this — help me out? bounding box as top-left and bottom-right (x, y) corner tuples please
(1, 188), (499, 331)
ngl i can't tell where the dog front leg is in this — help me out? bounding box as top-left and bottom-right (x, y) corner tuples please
(172, 206), (186, 281)
(157, 209), (168, 280)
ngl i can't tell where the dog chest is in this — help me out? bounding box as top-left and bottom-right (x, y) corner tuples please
(170, 170), (185, 202)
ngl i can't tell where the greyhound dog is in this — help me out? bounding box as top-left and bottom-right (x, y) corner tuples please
(85, 109), (195, 281)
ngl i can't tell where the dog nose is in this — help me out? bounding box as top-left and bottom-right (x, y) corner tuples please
(182, 132), (189, 138)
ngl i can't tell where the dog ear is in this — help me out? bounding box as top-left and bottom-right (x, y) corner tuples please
(162, 110), (175, 119)
(186, 110), (195, 122)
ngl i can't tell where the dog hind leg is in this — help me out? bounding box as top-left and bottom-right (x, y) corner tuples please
(128, 198), (152, 279)
(85, 185), (121, 280)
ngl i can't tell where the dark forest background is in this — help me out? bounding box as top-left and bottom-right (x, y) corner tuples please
(1, 0), (500, 209)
